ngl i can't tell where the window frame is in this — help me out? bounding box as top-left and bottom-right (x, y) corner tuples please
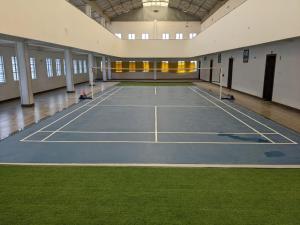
(0, 56), (6, 83)
(30, 57), (37, 80)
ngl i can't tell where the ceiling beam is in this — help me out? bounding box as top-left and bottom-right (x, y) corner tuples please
(81, 0), (110, 22)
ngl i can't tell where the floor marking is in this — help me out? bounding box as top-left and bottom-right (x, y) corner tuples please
(20, 87), (118, 142)
(155, 106), (158, 142)
(83, 104), (217, 108)
(21, 139), (296, 145)
(189, 87), (275, 144)
(194, 86), (298, 144)
(40, 88), (123, 142)
(155, 87), (157, 95)
(38, 130), (277, 135)
(1, 163), (299, 169)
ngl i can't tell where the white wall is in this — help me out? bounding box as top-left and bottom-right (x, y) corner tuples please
(0, 45), (89, 101)
(200, 0), (247, 32)
(199, 38), (300, 110)
(110, 21), (201, 40)
(187, 0), (300, 58)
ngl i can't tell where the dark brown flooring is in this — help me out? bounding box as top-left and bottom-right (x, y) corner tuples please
(0, 82), (118, 140)
(194, 81), (300, 134)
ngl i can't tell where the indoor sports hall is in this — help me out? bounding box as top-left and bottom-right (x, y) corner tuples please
(0, 0), (299, 224)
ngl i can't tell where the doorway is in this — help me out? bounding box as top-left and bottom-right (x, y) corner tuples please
(263, 54), (277, 101)
(209, 60), (213, 82)
(227, 58), (234, 89)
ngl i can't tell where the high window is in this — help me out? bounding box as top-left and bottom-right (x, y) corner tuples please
(46, 58), (53, 77)
(189, 33), (197, 39)
(0, 56), (6, 83)
(142, 33), (149, 40)
(162, 33), (170, 40)
(30, 57), (37, 79)
(115, 33), (122, 39)
(176, 33), (183, 40)
(128, 34), (136, 40)
(143, 0), (169, 7)
(55, 59), (62, 76)
(11, 56), (19, 81)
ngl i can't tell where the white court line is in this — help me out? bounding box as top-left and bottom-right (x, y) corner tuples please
(1, 163), (299, 169)
(189, 87), (275, 144)
(83, 104), (217, 108)
(155, 87), (157, 95)
(40, 88), (123, 142)
(155, 106), (158, 142)
(20, 87), (118, 142)
(21, 139), (296, 145)
(194, 87), (298, 144)
(38, 130), (277, 135)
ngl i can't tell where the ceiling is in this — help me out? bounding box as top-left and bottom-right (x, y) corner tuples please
(69, 0), (227, 22)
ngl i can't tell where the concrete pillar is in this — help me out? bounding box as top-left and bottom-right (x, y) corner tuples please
(102, 56), (107, 81)
(85, 4), (92, 18)
(64, 49), (75, 93)
(153, 60), (157, 80)
(16, 40), (34, 106)
(88, 53), (94, 86)
(107, 57), (112, 80)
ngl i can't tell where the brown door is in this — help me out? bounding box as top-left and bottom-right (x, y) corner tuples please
(227, 58), (234, 89)
(263, 55), (277, 101)
(209, 60), (213, 82)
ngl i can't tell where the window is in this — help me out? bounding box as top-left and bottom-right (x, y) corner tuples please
(190, 61), (197, 72)
(143, 0), (169, 7)
(55, 59), (62, 76)
(78, 60), (83, 74)
(0, 56), (5, 83)
(128, 33), (136, 40)
(46, 58), (53, 77)
(176, 33), (183, 40)
(161, 61), (169, 72)
(177, 61), (185, 73)
(142, 33), (149, 40)
(73, 60), (78, 74)
(143, 61), (150, 72)
(63, 59), (66, 75)
(129, 61), (136, 72)
(243, 49), (250, 63)
(115, 61), (122, 73)
(162, 33), (170, 40)
(11, 56), (19, 81)
(218, 54), (222, 63)
(115, 33), (122, 39)
(30, 58), (37, 79)
(189, 33), (197, 39)
(83, 60), (87, 73)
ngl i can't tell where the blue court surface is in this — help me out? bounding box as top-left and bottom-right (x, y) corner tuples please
(0, 85), (299, 166)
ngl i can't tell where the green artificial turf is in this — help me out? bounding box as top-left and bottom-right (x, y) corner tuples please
(0, 166), (299, 225)
(118, 81), (194, 86)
